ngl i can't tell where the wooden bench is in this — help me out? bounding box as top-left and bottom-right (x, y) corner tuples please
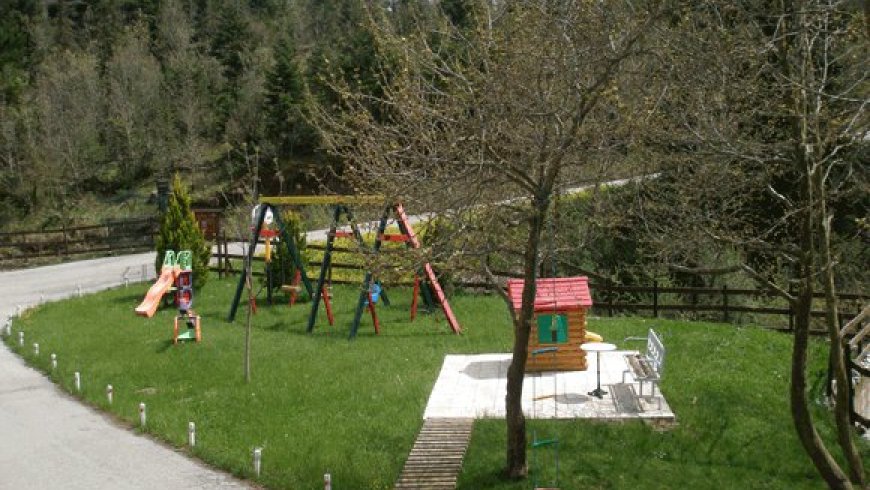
(622, 329), (666, 409)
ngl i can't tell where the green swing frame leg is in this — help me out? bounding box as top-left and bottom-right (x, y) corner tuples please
(349, 205), (392, 338)
(227, 203), (314, 322)
(307, 205), (342, 332)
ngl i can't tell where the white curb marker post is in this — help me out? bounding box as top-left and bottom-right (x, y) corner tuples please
(324, 473), (332, 490)
(18, 331), (23, 346)
(253, 448), (262, 477)
(33, 343), (39, 355)
(51, 353), (57, 370)
(188, 422), (196, 447)
(74, 372), (81, 392)
(139, 403), (146, 428)
(106, 385), (113, 404)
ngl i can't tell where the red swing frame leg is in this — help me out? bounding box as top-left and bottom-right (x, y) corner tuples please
(322, 286), (335, 326)
(367, 292), (381, 335)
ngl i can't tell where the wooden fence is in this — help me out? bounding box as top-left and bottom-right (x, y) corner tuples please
(210, 243), (866, 333)
(0, 217), (157, 266)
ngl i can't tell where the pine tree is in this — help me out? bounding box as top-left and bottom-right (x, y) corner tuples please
(265, 36), (317, 157)
(155, 174), (210, 290)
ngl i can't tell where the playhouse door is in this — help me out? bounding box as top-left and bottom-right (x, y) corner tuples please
(537, 314), (568, 344)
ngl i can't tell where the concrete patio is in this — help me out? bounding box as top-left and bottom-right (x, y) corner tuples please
(423, 352), (676, 423)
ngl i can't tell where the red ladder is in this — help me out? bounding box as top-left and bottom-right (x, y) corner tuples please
(394, 204), (461, 334)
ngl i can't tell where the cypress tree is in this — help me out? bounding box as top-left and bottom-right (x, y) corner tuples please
(154, 174), (210, 290)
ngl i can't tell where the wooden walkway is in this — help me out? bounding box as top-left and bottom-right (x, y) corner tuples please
(394, 418), (474, 490)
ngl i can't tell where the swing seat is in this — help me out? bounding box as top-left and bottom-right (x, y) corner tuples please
(378, 233), (410, 242)
(364, 283), (383, 305)
(280, 284), (302, 293)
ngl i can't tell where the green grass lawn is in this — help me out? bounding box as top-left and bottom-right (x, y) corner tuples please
(4, 277), (865, 489)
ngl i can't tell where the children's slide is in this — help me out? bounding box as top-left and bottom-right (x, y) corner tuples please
(135, 266), (176, 318)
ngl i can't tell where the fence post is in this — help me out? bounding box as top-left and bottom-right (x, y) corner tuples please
(61, 222), (69, 258)
(652, 280), (659, 318)
(607, 288), (613, 317)
(788, 284), (794, 332)
(722, 284), (729, 323)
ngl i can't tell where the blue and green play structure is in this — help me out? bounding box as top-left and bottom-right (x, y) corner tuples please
(173, 251), (201, 343)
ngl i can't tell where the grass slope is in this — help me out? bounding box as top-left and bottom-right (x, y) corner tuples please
(4, 277), (864, 489)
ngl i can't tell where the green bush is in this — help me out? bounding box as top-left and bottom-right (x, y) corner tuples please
(265, 209), (310, 302)
(154, 174), (210, 290)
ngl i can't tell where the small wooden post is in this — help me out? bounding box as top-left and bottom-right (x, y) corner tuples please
(61, 222), (69, 258)
(722, 284), (729, 323)
(607, 288), (614, 317)
(652, 280), (659, 318)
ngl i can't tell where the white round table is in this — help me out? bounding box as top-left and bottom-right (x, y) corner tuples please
(581, 342), (617, 399)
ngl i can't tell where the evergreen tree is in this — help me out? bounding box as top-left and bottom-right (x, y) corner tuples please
(210, 3), (249, 90)
(155, 174), (210, 290)
(265, 36), (317, 157)
(439, 0), (480, 29)
(266, 209), (308, 301)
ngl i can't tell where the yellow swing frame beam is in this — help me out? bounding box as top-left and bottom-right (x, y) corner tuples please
(258, 195), (385, 206)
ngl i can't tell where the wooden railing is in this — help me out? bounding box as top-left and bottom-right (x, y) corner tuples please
(210, 242), (866, 333)
(0, 217), (157, 266)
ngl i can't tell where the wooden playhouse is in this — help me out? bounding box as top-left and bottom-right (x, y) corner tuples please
(507, 276), (593, 372)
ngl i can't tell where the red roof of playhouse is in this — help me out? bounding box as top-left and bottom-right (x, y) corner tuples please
(506, 277), (593, 313)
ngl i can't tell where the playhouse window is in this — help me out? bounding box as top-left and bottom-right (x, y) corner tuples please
(537, 314), (568, 344)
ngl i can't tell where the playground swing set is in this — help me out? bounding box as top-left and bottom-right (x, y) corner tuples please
(227, 196), (461, 338)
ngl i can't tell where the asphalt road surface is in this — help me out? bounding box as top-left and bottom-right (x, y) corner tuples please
(0, 253), (249, 489)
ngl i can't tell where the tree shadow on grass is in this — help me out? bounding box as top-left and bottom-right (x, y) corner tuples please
(154, 338), (175, 353)
(457, 467), (523, 490)
(111, 291), (150, 304)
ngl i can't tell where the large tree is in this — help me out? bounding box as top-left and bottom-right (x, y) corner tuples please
(314, 1), (667, 478)
(633, 2), (867, 487)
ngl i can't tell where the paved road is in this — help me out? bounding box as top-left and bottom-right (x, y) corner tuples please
(0, 254), (249, 489)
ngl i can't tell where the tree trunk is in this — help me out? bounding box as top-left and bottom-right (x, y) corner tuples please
(791, 289), (852, 489)
(505, 203), (547, 479)
(244, 260), (253, 383)
(788, 158), (851, 488)
(819, 197), (865, 485)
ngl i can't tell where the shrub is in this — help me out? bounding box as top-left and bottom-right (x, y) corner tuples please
(265, 209), (309, 302)
(154, 174), (210, 290)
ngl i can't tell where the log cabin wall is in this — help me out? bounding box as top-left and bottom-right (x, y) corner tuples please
(526, 309), (588, 372)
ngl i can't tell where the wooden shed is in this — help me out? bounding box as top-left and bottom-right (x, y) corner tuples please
(507, 276), (593, 372)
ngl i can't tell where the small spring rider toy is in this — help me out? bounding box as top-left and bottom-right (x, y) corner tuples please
(173, 250), (202, 343)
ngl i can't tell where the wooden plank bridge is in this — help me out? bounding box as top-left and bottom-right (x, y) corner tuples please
(394, 418), (474, 490)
